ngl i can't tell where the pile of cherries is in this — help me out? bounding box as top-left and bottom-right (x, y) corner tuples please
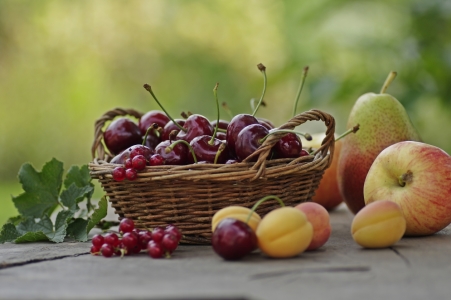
(90, 218), (182, 258)
(106, 64), (311, 181)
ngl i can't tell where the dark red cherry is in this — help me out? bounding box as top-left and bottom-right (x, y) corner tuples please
(216, 131), (227, 141)
(176, 114), (214, 142)
(110, 150), (130, 164)
(258, 118), (275, 130)
(104, 118), (142, 155)
(235, 123), (269, 162)
(189, 135), (229, 164)
(154, 140), (188, 165)
(144, 134), (160, 150)
(272, 133), (302, 159)
(210, 120), (229, 130)
(211, 218), (257, 261)
(138, 110), (170, 136)
(162, 119), (186, 141)
(225, 114), (259, 158)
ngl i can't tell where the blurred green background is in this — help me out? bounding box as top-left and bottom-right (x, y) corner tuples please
(1, 0), (450, 224)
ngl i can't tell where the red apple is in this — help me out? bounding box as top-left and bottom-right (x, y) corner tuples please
(363, 141), (451, 236)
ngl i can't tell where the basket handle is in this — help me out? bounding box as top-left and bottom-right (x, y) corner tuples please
(243, 109), (335, 180)
(91, 107), (144, 160)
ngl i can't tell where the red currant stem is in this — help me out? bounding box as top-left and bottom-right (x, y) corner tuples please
(209, 83), (220, 145)
(165, 140), (198, 164)
(292, 66), (309, 117)
(335, 124), (360, 142)
(143, 84), (187, 132)
(213, 143), (226, 164)
(251, 63), (267, 117)
(245, 195), (285, 224)
(380, 71), (397, 94)
(258, 129), (312, 144)
(221, 102), (234, 120)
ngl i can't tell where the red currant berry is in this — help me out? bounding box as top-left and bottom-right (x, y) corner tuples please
(90, 245), (100, 255)
(132, 155), (147, 171)
(125, 158), (133, 169)
(125, 168), (138, 180)
(138, 230), (153, 250)
(112, 167), (126, 181)
(149, 154), (165, 166)
(104, 232), (120, 247)
(100, 243), (114, 257)
(119, 218), (135, 233)
(91, 234), (105, 248)
(151, 226), (165, 243)
(122, 232), (138, 249)
(165, 225), (182, 242)
(147, 240), (164, 258)
(162, 233), (178, 253)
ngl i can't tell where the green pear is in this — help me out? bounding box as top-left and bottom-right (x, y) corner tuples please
(337, 72), (421, 214)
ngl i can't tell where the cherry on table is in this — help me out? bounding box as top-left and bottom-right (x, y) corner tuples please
(100, 243), (115, 258)
(211, 218), (257, 261)
(147, 240), (165, 258)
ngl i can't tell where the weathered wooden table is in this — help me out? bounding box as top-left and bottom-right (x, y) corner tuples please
(1, 205), (450, 300)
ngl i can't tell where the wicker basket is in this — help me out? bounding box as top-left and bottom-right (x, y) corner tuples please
(89, 108), (335, 244)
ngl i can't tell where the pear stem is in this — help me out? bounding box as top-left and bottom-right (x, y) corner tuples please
(292, 66), (309, 117)
(258, 129), (312, 144)
(143, 84), (187, 132)
(380, 71), (397, 94)
(209, 83), (220, 145)
(245, 195), (285, 224)
(335, 124), (360, 142)
(252, 63), (267, 117)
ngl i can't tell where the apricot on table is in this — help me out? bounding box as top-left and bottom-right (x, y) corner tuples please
(295, 202), (331, 250)
(351, 200), (406, 248)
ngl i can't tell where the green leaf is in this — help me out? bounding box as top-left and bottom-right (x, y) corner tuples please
(60, 183), (93, 213)
(45, 211), (74, 243)
(12, 158), (64, 218)
(64, 165), (92, 189)
(66, 218), (89, 242)
(0, 223), (21, 243)
(87, 197), (108, 233)
(15, 231), (48, 243)
(5, 215), (25, 226)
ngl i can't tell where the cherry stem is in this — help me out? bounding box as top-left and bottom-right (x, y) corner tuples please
(335, 124), (360, 142)
(142, 123), (159, 146)
(143, 84), (187, 132)
(380, 71), (397, 94)
(250, 98), (266, 112)
(258, 129), (312, 144)
(213, 143), (226, 164)
(292, 66), (309, 117)
(252, 63), (267, 117)
(221, 102), (233, 120)
(165, 140), (198, 164)
(209, 83), (220, 145)
(398, 170), (413, 187)
(245, 195), (285, 224)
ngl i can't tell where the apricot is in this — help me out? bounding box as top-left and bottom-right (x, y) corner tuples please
(351, 200), (406, 248)
(295, 202), (331, 250)
(211, 206), (261, 233)
(256, 207), (313, 258)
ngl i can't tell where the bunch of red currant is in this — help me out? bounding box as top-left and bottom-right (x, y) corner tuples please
(90, 218), (182, 258)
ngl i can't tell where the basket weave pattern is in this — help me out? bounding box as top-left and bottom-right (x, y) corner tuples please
(89, 109), (335, 244)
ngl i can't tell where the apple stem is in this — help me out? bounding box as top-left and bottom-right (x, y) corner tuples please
(335, 124), (360, 142)
(213, 143), (226, 164)
(143, 84), (187, 132)
(209, 83), (220, 146)
(251, 63), (267, 117)
(221, 102), (234, 120)
(292, 66), (309, 117)
(165, 140), (198, 164)
(245, 195), (285, 224)
(380, 71), (397, 94)
(258, 129), (312, 144)
(398, 170), (413, 187)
